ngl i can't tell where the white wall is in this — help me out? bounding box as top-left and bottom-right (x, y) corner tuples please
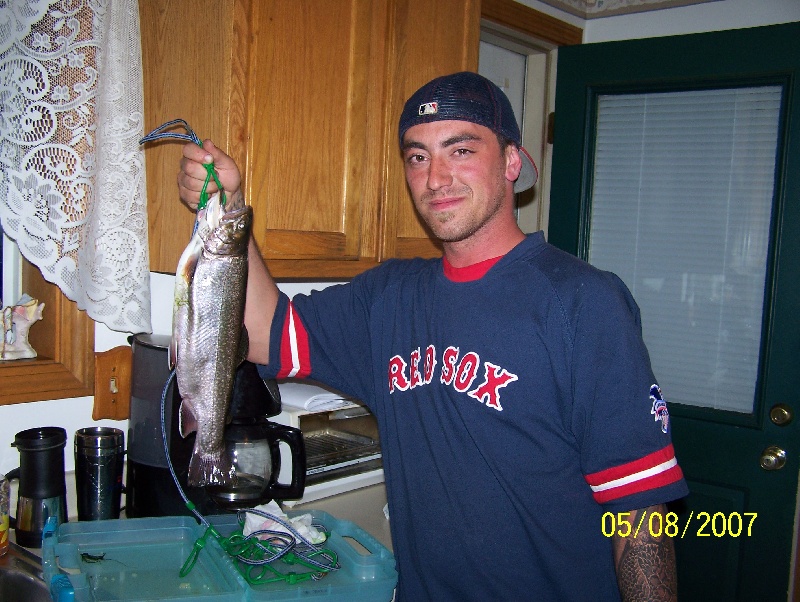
(516, 0), (799, 42)
(581, 0), (800, 42)
(2, 0), (798, 476)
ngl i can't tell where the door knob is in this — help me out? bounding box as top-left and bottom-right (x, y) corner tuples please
(770, 404), (793, 426)
(760, 446), (786, 471)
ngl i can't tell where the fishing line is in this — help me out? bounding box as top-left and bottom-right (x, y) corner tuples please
(139, 119), (226, 210)
(159, 367), (209, 526)
(145, 119), (339, 583)
(158, 369), (338, 583)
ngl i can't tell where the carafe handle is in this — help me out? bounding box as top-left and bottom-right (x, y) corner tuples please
(264, 423), (306, 500)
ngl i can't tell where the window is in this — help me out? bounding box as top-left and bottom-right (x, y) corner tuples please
(587, 86), (781, 412)
(2, 228), (21, 307)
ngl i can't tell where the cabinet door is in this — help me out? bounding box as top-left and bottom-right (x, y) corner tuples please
(140, 0), (237, 274)
(380, 0), (481, 260)
(236, 0), (380, 270)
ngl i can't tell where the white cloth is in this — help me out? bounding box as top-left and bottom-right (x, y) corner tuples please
(278, 382), (357, 412)
(243, 500), (326, 545)
(0, 0), (151, 333)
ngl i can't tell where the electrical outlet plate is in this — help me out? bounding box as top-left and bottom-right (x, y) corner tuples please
(93, 345), (132, 420)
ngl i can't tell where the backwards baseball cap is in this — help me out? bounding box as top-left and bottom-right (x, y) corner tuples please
(398, 71), (538, 193)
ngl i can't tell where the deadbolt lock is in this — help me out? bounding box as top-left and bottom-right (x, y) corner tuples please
(770, 404), (793, 426)
(760, 446), (787, 471)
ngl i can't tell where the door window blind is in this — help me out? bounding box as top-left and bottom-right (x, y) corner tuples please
(588, 86), (782, 412)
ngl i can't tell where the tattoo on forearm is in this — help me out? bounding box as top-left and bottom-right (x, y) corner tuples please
(614, 508), (678, 602)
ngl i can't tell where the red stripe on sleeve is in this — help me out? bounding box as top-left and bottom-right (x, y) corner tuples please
(591, 465), (684, 504)
(585, 444), (684, 504)
(276, 301), (312, 379)
(276, 305), (295, 378)
(585, 444), (678, 487)
(292, 305), (312, 378)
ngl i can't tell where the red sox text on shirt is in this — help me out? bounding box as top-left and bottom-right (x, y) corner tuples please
(387, 344), (518, 411)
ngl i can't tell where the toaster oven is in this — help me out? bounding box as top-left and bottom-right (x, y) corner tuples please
(271, 386), (384, 506)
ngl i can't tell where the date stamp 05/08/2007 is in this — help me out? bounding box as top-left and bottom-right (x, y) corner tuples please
(602, 510), (758, 539)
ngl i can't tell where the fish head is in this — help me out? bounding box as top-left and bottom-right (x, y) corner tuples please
(204, 205), (253, 257)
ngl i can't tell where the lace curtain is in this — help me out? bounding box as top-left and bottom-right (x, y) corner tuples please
(0, 0), (151, 333)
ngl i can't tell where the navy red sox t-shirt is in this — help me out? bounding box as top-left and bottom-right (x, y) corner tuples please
(259, 232), (688, 601)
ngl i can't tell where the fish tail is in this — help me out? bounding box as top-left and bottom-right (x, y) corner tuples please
(186, 448), (235, 488)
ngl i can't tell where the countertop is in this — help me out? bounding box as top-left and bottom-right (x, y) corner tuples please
(293, 483), (392, 551)
(8, 482), (393, 554)
(5, 483), (397, 602)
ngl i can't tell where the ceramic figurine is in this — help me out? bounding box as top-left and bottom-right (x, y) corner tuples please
(1, 294), (44, 360)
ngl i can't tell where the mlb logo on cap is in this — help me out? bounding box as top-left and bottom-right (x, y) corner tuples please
(418, 102), (438, 116)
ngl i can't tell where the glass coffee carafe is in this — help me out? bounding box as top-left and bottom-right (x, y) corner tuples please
(206, 363), (306, 509)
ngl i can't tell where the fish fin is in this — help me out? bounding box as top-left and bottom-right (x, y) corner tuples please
(171, 233), (203, 371)
(169, 337), (178, 370)
(178, 400), (198, 438)
(186, 447), (235, 488)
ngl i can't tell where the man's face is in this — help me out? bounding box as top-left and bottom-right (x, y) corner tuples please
(401, 120), (520, 244)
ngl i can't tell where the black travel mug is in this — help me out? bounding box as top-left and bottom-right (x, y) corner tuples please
(7, 426), (68, 547)
(74, 427), (125, 520)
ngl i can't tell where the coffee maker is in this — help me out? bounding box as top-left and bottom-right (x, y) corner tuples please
(126, 334), (306, 517)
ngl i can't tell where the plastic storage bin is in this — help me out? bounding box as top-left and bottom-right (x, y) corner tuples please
(42, 511), (396, 602)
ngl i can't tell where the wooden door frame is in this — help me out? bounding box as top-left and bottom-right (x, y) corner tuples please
(481, 0), (582, 47)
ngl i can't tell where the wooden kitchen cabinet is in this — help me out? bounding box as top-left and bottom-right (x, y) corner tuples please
(381, 0), (480, 261)
(141, 0), (479, 278)
(140, 0), (578, 279)
(234, 0), (385, 276)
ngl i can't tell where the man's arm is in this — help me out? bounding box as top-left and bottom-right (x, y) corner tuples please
(612, 504), (678, 602)
(242, 233), (280, 364)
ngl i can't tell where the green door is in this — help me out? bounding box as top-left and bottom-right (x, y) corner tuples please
(549, 23), (800, 601)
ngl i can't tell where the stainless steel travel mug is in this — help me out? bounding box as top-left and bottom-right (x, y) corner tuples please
(8, 426), (69, 547)
(74, 427), (125, 520)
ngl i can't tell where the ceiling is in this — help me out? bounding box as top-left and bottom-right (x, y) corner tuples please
(539, 0), (721, 19)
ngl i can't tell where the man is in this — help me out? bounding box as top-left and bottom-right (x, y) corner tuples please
(178, 71), (688, 601)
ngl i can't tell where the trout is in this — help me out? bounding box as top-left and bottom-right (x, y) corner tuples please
(171, 193), (252, 487)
